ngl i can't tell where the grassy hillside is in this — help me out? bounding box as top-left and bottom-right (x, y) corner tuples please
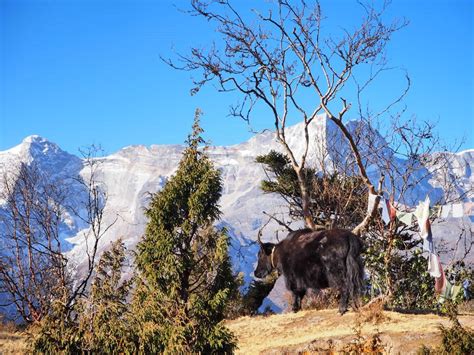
(2, 307), (473, 354)
(0, 327), (28, 354)
(226, 308), (474, 354)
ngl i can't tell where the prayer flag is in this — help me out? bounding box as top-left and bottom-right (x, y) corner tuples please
(428, 253), (441, 278)
(380, 198), (391, 224)
(434, 259), (446, 294)
(367, 192), (378, 213)
(397, 211), (413, 225)
(452, 203), (464, 218)
(440, 204), (452, 218)
(439, 282), (463, 303)
(464, 202), (474, 216)
(423, 237), (435, 254)
(438, 280), (452, 303)
(388, 198), (397, 222)
(423, 219), (434, 253)
(451, 284), (462, 300)
(414, 196), (431, 239)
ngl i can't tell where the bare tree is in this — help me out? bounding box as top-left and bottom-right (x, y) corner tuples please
(166, 0), (409, 232)
(0, 147), (115, 323)
(0, 162), (68, 322)
(65, 146), (117, 311)
(346, 116), (472, 300)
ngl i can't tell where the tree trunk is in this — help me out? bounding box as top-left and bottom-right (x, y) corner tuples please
(296, 168), (316, 230)
(328, 116), (382, 236)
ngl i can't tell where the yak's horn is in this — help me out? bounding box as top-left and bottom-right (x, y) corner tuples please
(256, 215), (272, 246)
(257, 228), (264, 246)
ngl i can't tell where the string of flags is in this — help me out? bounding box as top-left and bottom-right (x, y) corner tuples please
(367, 193), (472, 299)
(367, 194), (474, 226)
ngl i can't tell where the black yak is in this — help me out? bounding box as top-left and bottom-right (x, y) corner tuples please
(254, 228), (364, 314)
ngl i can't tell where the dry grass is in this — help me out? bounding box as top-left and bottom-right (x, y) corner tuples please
(0, 325), (28, 354)
(226, 308), (474, 354)
(458, 299), (474, 314)
(2, 306), (473, 354)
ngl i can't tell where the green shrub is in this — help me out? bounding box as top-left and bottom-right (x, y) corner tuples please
(418, 300), (474, 354)
(31, 240), (136, 353)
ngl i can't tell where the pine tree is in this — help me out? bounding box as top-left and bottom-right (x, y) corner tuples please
(79, 239), (135, 352)
(256, 150), (367, 229)
(32, 240), (135, 353)
(132, 109), (237, 353)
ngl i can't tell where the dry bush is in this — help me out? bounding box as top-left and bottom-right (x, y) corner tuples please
(0, 317), (19, 334)
(418, 322), (474, 354)
(361, 296), (389, 324)
(342, 315), (388, 355)
(299, 313), (389, 354)
(300, 289), (340, 311)
(458, 300), (474, 315)
(0, 319), (28, 354)
(419, 299), (474, 354)
(298, 339), (336, 354)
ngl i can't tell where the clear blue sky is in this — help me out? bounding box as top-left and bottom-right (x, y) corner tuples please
(1, 0), (473, 155)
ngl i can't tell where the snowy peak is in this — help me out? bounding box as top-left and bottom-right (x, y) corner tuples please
(231, 114), (342, 166)
(5, 134), (67, 159)
(22, 134), (48, 144)
(0, 135), (82, 180)
(233, 115), (392, 172)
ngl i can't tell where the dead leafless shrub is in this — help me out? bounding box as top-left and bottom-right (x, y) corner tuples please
(361, 297), (389, 324)
(342, 315), (388, 354)
(301, 289), (339, 311)
(458, 300), (474, 314)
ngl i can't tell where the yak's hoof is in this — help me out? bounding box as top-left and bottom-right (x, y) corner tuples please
(339, 308), (348, 315)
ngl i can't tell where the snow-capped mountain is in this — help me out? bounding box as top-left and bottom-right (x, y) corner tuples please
(1, 116), (472, 311)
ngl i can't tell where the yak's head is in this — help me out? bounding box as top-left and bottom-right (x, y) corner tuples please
(254, 242), (276, 279)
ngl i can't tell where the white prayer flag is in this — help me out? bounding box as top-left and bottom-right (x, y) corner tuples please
(440, 204), (452, 219)
(397, 211), (413, 225)
(367, 192), (378, 214)
(414, 196), (431, 239)
(464, 202), (474, 216)
(452, 203), (464, 218)
(380, 199), (391, 224)
(428, 253), (441, 278)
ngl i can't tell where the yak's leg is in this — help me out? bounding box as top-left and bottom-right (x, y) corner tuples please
(339, 287), (349, 315)
(323, 258), (350, 315)
(352, 294), (361, 310)
(292, 289), (306, 312)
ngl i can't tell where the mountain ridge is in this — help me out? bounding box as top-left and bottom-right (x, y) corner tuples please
(1, 117), (472, 312)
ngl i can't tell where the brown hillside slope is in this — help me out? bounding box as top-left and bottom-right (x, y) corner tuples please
(1, 309), (472, 353)
(0, 329), (28, 354)
(226, 309), (474, 354)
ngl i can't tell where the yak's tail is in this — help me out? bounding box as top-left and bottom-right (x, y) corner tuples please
(346, 233), (364, 309)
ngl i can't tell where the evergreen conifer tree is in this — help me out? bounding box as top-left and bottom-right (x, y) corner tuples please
(32, 240), (135, 353)
(132, 109), (237, 353)
(79, 239), (135, 352)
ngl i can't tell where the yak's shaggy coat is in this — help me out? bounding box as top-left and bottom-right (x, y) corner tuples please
(254, 229), (364, 314)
